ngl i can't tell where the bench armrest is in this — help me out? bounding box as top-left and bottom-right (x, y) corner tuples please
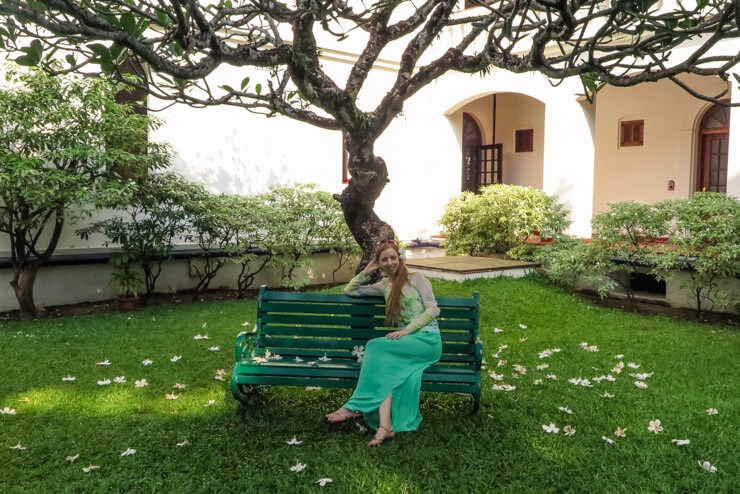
(234, 331), (257, 361)
(474, 338), (484, 371)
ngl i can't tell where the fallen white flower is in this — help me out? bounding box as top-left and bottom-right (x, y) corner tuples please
(114, 376), (127, 384)
(9, 443), (26, 450)
(601, 392), (615, 398)
(286, 436), (303, 445)
(135, 379), (148, 388)
(290, 462), (307, 473)
(165, 393), (179, 400)
(318, 354), (331, 362)
(602, 436), (615, 445)
(1, 407), (17, 415)
(214, 369), (227, 381)
(82, 464), (99, 473)
(120, 448), (137, 457)
(306, 386), (322, 391)
(671, 439), (690, 446)
(491, 384), (516, 392)
(65, 454), (80, 463)
(627, 362), (640, 369)
(634, 381), (648, 389)
(194, 334), (209, 340)
(96, 359), (111, 366)
(558, 406), (573, 415)
(519, 324), (527, 329)
(563, 425), (576, 436)
(170, 355), (182, 362)
(173, 383), (187, 390)
(97, 379), (112, 386)
(648, 419), (663, 434)
(542, 423), (559, 434)
(294, 356), (304, 363)
(62, 375), (76, 382)
(205, 400), (216, 407)
(492, 327), (504, 333)
(208, 346), (221, 352)
(706, 408), (719, 415)
(142, 359), (153, 366)
(315, 478), (333, 486)
(698, 460), (717, 473)
(176, 440), (191, 447)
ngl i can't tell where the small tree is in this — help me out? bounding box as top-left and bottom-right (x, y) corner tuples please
(266, 184), (348, 289)
(79, 172), (195, 303)
(0, 65), (169, 318)
(654, 193), (740, 315)
(227, 194), (277, 299)
(185, 192), (242, 300)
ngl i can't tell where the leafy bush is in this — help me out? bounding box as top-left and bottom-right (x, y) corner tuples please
(440, 184), (570, 258)
(264, 183), (355, 289)
(78, 172), (200, 302)
(654, 193), (740, 314)
(538, 194), (740, 315)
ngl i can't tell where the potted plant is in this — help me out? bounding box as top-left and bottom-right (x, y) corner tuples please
(110, 256), (143, 311)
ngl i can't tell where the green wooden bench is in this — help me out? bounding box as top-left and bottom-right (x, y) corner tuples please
(231, 286), (483, 412)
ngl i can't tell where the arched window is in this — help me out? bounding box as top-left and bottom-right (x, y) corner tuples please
(696, 104), (730, 193)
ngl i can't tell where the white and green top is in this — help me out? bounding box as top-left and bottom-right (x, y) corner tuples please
(344, 271), (440, 333)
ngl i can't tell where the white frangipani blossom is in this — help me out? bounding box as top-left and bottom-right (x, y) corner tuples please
(318, 353), (331, 362)
(286, 436), (303, 445)
(194, 334), (209, 340)
(627, 362), (641, 369)
(96, 359), (111, 366)
(648, 419), (663, 434)
(315, 478), (333, 486)
(602, 436), (615, 445)
(351, 345), (365, 363)
(97, 379), (112, 386)
(706, 408), (719, 415)
(1, 407), (17, 415)
(698, 460), (717, 473)
(208, 346), (221, 352)
(120, 448), (137, 456)
(214, 369), (227, 381)
(9, 443), (26, 450)
(290, 462), (307, 473)
(634, 381), (648, 389)
(82, 464), (100, 473)
(170, 355), (182, 362)
(558, 406), (573, 415)
(563, 425), (576, 436)
(614, 427), (627, 438)
(671, 439), (690, 446)
(62, 375), (76, 382)
(65, 454), (80, 463)
(142, 359), (153, 366)
(176, 440), (191, 447)
(135, 379), (148, 388)
(114, 376), (127, 384)
(542, 423), (559, 434)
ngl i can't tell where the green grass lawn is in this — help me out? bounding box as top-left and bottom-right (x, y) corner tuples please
(1, 276), (737, 493)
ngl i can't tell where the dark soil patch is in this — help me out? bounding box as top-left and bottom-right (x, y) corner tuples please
(577, 292), (740, 329)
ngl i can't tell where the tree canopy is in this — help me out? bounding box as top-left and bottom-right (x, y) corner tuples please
(0, 0), (738, 263)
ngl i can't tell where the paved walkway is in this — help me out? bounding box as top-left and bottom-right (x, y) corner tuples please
(405, 256), (539, 281)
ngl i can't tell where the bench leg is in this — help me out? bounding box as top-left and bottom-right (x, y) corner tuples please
(231, 380), (260, 406)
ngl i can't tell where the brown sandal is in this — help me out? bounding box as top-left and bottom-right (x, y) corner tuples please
(325, 408), (362, 423)
(368, 426), (394, 447)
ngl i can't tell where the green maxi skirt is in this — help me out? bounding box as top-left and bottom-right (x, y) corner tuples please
(343, 329), (442, 432)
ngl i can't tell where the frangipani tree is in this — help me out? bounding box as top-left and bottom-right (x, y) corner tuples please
(0, 65), (170, 318)
(1, 0), (737, 266)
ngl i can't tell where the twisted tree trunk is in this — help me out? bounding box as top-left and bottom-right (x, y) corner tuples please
(338, 135), (395, 272)
(11, 263), (40, 319)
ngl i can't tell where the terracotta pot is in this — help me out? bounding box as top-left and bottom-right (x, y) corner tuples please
(117, 295), (141, 312)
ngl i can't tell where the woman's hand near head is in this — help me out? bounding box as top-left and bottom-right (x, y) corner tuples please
(362, 259), (380, 275)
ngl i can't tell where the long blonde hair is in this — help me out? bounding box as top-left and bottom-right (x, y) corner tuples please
(374, 240), (409, 326)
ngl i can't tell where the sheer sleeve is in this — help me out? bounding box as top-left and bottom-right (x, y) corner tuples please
(343, 272), (386, 297)
(405, 272), (440, 333)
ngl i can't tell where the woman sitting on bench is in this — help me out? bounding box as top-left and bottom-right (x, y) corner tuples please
(325, 239), (442, 447)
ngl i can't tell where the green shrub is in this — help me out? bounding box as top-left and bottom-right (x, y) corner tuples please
(538, 194), (740, 315)
(440, 184), (570, 258)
